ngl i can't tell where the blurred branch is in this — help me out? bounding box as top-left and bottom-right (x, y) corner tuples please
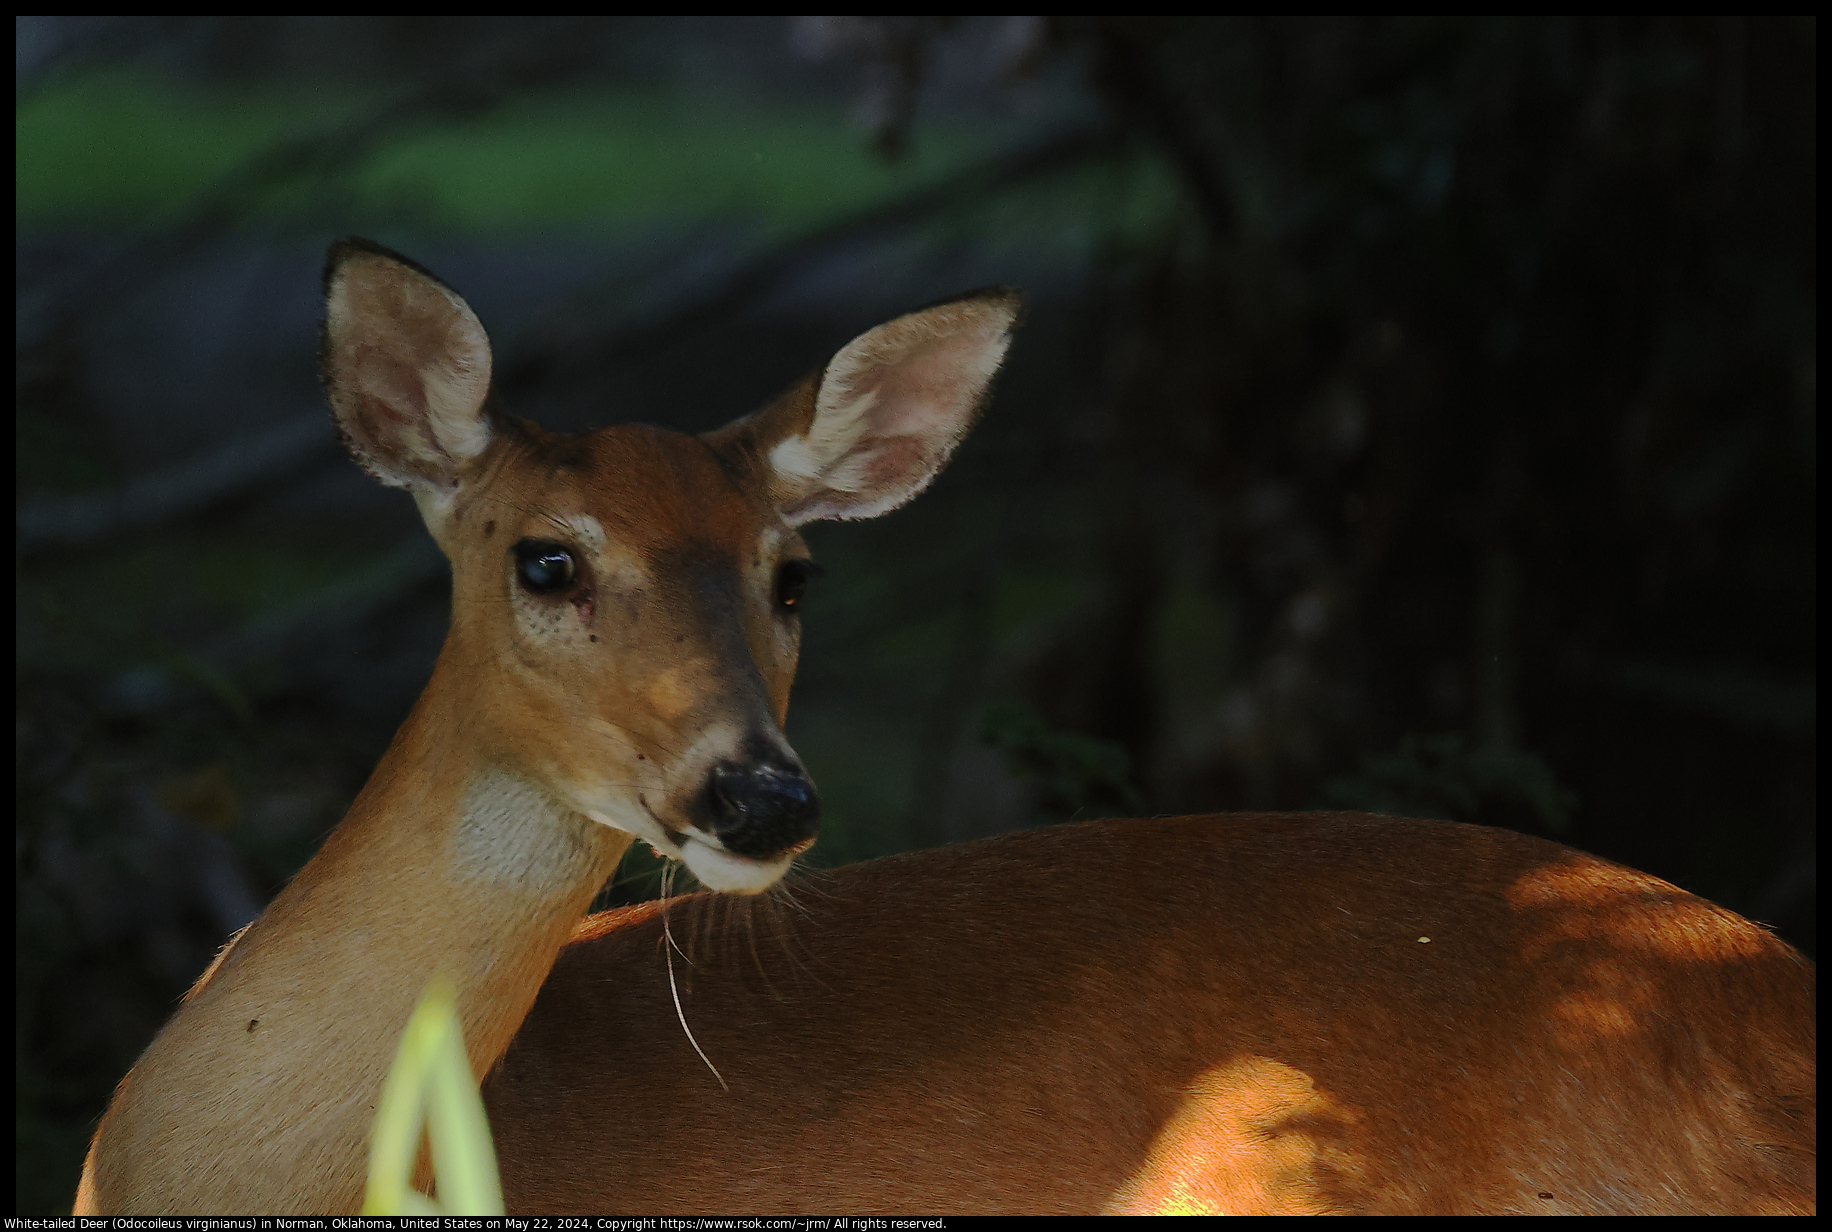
(1085, 18), (1238, 239)
(500, 122), (1120, 393)
(14, 16), (205, 104)
(17, 414), (336, 556)
(103, 536), (446, 715)
(788, 16), (959, 162)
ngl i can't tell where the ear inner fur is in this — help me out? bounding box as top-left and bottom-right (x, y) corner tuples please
(707, 288), (1023, 527)
(321, 240), (495, 494)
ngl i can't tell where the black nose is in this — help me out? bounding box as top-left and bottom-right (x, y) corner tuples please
(700, 757), (820, 859)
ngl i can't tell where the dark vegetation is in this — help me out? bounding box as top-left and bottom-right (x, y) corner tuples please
(16, 17), (1815, 1215)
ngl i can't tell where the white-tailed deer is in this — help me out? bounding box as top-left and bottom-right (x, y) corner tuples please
(79, 242), (1814, 1216)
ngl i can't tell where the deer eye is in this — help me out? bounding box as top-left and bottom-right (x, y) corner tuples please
(514, 541), (577, 594)
(774, 559), (822, 612)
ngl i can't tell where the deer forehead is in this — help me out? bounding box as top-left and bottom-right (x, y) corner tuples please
(480, 424), (784, 567)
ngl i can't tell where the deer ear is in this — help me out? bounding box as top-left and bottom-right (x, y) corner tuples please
(707, 288), (1022, 525)
(320, 238), (494, 519)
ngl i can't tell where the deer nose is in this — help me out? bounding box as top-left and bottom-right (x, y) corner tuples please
(703, 758), (820, 858)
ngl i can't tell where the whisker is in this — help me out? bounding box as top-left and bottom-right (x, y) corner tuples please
(660, 864), (727, 1091)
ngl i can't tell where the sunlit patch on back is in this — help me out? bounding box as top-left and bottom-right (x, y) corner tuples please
(1102, 1056), (1355, 1215)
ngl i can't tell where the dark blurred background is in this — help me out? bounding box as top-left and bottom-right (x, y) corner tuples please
(15, 17), (1815, 1215)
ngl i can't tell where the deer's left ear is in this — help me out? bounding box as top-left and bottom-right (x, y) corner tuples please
(705, 288), (1022, 525)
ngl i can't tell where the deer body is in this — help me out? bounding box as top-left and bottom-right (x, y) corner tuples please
(78, 242), (1814, 1215)
(488, 812), (1814, 1215)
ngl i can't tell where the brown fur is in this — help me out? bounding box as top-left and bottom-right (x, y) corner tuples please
(486, 812), (1815, 1215)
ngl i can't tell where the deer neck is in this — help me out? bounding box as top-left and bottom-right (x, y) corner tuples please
(238, 642), (630, 1068)
(329, 668), (625, 1022)
(95, 639), (630, 1211)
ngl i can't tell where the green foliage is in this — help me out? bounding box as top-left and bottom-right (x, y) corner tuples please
(16, 70), (1002, 235)
(15, 71), (365, 224)
(364, 978), (504, 1216)
(980, 700), (1144, 822)
(1319, 733), (1576, 834)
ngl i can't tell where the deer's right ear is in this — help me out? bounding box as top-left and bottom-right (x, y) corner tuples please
(320, 239), (494, 523)
(705, 287), (1022, 526)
